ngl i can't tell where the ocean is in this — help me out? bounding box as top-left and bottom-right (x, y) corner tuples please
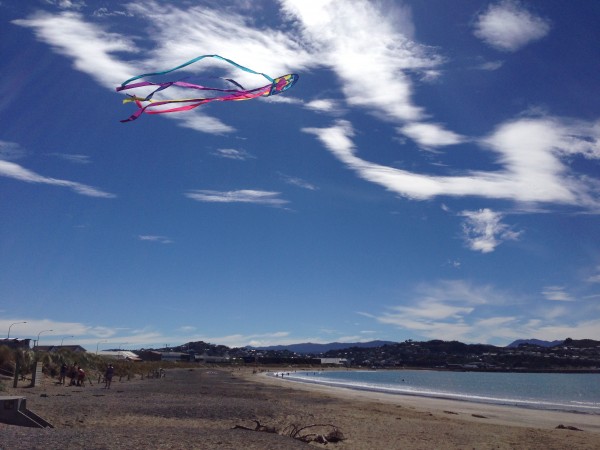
(273, 369), (600, 414)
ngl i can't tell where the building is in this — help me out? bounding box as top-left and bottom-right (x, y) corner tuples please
(0, 339), (31, 349)
(32, 345), (87, 353)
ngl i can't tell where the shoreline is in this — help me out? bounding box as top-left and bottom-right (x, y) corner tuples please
(254, 370), (600, 434)
(2, 367), (600, 449)
(265, 370), (600, 416)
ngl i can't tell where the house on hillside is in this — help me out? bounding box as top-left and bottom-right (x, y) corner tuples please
(319, 358), (348, 366)
(96, 350), (142, 361)
(0, 338), (31, 349)
(32, 345), (87, 353)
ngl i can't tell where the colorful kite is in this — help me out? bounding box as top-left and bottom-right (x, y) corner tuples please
(116, 54), (299, 122)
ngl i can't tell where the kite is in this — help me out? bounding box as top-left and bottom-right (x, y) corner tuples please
(116, 54), (299, 122)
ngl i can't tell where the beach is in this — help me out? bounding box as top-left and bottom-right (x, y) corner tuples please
(1, 367), (599, 449)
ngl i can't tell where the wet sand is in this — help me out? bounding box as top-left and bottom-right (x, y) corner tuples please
(1, 367), (599, 449)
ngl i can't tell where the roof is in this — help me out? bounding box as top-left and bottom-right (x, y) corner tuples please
(96, 350), (142, 361)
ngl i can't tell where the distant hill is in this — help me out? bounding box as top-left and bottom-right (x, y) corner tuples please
(250, 340), (397, 354)
(506, 339), (564, 348)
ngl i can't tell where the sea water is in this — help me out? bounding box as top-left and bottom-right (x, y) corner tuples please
(273, 370), (600, 414)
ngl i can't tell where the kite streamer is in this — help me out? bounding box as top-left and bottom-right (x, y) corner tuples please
(116, 54), (299, 122)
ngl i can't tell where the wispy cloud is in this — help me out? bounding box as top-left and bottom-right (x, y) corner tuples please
(138, 235), (173, 244)
(303, 118), (600, 209)
(12, 12), (137, 89)
(305, 99), (344, 115)
(279, 173), (318, 190)
(43, 0), (86, 11)
(476, 60), (504, 71)
(460, 208), (521, 253)
(399, 122), (466, 149)
(473, 0), (551, 52)
(185, 189), (288, 206)
(212, 148), (255, 160)
(0, 159), (114, 198)
(366, 280), (599, 344)
(48, 153), (91, 164)
(542, 286), (574, 302)
(14, 1), (446, 138)
(0, 140), (27, 160)
(587, 266), (600, 284)
(282, 0), (441, 123)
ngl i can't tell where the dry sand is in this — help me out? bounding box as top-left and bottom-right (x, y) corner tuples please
(1, 367), (599, 449)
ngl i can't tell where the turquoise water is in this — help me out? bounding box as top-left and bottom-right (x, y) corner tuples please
(274, 370), (600, 414)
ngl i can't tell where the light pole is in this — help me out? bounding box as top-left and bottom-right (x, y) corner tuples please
(118, 342), (128, 359)
(60, 335), (74, 346)
(96, 339), (108, 355)
(36, 329), (53, 347)
(7, 321), (27, 339)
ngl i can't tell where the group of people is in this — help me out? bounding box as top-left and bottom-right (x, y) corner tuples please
(57, 363), (114, 389)
(58, 363), (86, 386)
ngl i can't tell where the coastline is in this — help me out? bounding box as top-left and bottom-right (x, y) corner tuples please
(264, 369), (600, 416)
(253, 369), (600, 434)
(2, 367), (600, 449)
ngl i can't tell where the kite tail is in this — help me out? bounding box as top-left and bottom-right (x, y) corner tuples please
(120, 54), (275, 88)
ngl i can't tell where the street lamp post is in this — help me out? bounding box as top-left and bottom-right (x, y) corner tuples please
(7, 321), (27, 339)
(60, 336), (74, 347)
(96, 340), (108, 355)
(35, 329), (53, 347)
(118, 342), (128, 359)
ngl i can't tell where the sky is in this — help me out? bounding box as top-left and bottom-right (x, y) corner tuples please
(1, 0), (599, 351)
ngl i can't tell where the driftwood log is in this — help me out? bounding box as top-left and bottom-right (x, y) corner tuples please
(234, 419), (345, 445)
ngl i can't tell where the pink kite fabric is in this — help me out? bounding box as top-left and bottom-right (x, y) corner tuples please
(116, 55), (299, 122)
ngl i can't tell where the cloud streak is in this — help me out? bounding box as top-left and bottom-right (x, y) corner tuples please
(366, 280), (600, 344)
(185, 189), (288, 206)
(303, 118), (600, 209)
(0, 159), (114, 198)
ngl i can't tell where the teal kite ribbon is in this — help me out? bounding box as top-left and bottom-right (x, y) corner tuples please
(121, 54), (275, 87)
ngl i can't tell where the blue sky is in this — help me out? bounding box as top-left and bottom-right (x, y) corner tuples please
(1, 0), (599, 350)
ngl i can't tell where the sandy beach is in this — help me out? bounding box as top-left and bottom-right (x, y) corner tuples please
(1, 367), (599, 449)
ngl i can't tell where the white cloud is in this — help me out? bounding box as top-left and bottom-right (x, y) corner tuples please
(13, 12), (137, 88)
(212, 148), (255, 160)
(138, 235), (173, 244)
(460, 208), (521, 253)
(282, 0), (442, 122)
(0, 140), (27, 160)
(168, 114), (235, 135)
(124, 1), (313, 85)
(303, 118), (600, 209)
(14, 1), (443, 133)
(399, 122), (466, 149)
(476, 60), (504, 71)
(305, 99), (344, 115)
(49, 153), (91, 164)
(185, 189), (288, 206)
(542, 286), (574, 302)
(366, 280), (599, 344)
(279, 173), (318, 190)
(587, 266), (600, 284)
(0, 159), (115, 198)
(92, 7), (133, 18)
(43, 0), (85, 10)
(473, 1), (551, 52)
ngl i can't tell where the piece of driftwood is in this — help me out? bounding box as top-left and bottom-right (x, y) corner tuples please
(233, 419), (277, 434)
(556, 424), (583, 431)
(234, 420), (345, 444)
(283, 423), (345, 444)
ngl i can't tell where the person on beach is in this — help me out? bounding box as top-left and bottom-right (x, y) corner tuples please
(105, 364), (114, 389)
(59, 363), (67, 385)
(76, 366), (86, 386)
(68, 364), (77, 386)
